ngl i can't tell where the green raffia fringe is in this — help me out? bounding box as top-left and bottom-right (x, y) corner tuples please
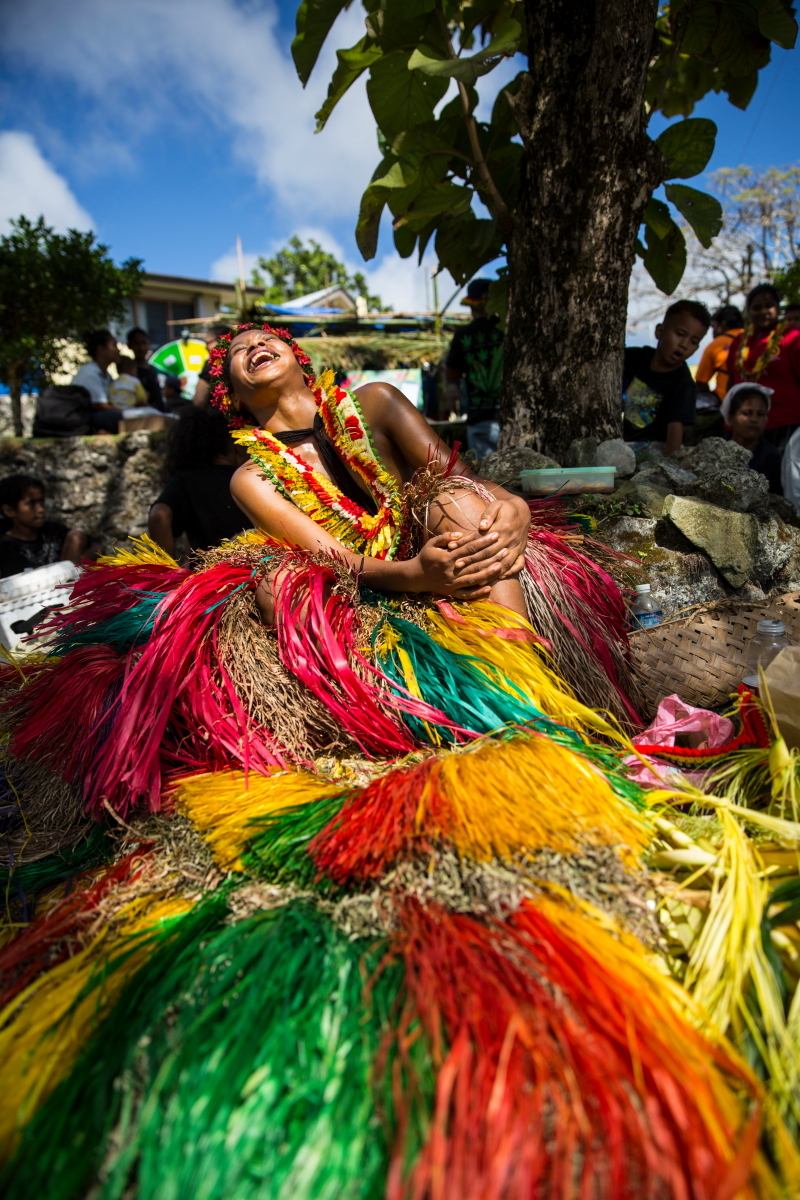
(2, 898), (428, 1200)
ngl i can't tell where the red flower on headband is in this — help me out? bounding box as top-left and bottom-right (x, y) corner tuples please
(207, 322), (316, 422)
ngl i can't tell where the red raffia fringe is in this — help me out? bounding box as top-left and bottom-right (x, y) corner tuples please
(390, 898), (764, 1200)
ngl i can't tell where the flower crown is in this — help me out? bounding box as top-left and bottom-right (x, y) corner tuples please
(207, 322), (315, 427)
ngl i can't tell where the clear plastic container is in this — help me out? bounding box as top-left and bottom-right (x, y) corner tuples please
(520, 466), (615, 496)
(742, 620), (794, 689)
(630, 583), (663, 630)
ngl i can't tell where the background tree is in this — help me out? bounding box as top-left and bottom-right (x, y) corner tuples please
(252, 235), (386, 310)
(0, 216), (143, 437)
(292, 0), (796, 457)
(629, 163), (800, 327)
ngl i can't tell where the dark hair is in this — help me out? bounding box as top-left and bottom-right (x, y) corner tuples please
(84, 329), (115, 359)
(127, 326), (149, 345)
(206, 322), (230, 339)
(746, 282), (781, 309)
(712, 305), (743, 330)
(164, 409), (233, 479)
(162, 374), (182, 394)
(729, 386), (769, 419)
(117, 355), (136, 373)
(785, 302), (800, 312)
(663, 299), (711, 330)
(0, 474), (45, 510)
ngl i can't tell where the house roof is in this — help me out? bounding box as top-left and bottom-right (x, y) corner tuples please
(278, 285), (356, 311)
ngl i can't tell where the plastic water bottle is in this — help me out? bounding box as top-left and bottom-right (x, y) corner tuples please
(630, 583), (662, 630)
(742, 620), (793, 689)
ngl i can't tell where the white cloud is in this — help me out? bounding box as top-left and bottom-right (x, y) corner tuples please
(0, 131), (94, 233)
(0, 0), (380, 223)
(210, 247), (262, 284)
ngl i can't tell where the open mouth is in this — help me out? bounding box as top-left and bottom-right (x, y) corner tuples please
(250, 349), (280, 370)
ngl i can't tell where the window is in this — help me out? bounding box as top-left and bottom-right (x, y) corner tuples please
(142, 300), (169, 348)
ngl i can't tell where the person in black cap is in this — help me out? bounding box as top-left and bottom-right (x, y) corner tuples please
(445, 278), (504, 460)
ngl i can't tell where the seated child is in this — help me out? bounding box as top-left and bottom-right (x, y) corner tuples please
(623, 300), (710, 456)
(107, 355), (149, 409)
(722, 383), (782, 494)
(0, 474), (94, 578)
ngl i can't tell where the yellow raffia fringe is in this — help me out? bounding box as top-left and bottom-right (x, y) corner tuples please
(417, 731), (650, 866)
(683, 806), (800, 1130)
(426, 600), (631, 746)
(97, 533), (179, 569)
(0, 892), (194, 1161)
(176, 770), (346, 871)
(536, 891), (799, 1197)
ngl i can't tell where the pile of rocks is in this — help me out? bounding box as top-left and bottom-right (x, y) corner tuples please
(480, 436), (800, 616)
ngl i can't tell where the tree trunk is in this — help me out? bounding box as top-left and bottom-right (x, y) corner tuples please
(500, 0), (665, 460)
(8, 367), (23, 438)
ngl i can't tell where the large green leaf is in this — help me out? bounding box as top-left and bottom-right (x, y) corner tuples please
(643, 196), (674, 240)
(356, 184), (388, 260)
(656, 117), (717, 179)
(679, 0), (719, 55)
(393, 223), (417, 258)
(722, 68), (759, 110)
(641, 219), (687, 295)
(366, 50), (449, 142)
(664, 182), (723, 248)
(711, 14), (770, 76)
(315, 37), (383, 131)
(755, 0), (797, 48)
(434, 215), (500, 284)
(293, 0), (353, 85)
(395, 181), (473, 231)
(408, 18), (522, 85)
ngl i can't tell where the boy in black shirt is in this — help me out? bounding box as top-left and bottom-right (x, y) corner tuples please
(623, 300), (710, 455)
(0, 475), (92, 578)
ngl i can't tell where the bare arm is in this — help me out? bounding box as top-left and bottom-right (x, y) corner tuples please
(665, 421), (684, 456)
(148, 503), (176, 558)
(355, 382), (530, 570)
(230, 462), (508, 599)
(193, 378), (211, 409)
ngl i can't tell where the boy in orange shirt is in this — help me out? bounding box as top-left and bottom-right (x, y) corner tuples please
(695, 305), (743, 404)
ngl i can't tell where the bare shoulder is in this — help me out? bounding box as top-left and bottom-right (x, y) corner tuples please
(231, 458), (279, 500)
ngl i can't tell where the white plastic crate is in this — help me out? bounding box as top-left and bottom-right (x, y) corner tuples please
(0, 560), (79, 651)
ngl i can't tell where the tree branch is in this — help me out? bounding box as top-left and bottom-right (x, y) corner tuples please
(435, 4), (511, 228)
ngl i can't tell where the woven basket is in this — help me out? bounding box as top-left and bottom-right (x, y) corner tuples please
(629, 591), (800, 719)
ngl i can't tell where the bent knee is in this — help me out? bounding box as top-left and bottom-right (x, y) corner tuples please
(426, 486), (488, 536)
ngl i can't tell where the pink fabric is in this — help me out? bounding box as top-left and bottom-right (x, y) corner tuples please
(625, 694), (734, 787)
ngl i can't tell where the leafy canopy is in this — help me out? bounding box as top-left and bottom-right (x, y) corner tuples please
(293, 0), (796, 296)
(0, 215), (143, 393)
(251, 235), (386, 310)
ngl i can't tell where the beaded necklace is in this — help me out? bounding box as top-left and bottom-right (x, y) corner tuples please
(232, 371), (407, 560)
(737, 321), (787, 381)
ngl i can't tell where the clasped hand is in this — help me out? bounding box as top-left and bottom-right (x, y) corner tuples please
(411, 497), (530, 599)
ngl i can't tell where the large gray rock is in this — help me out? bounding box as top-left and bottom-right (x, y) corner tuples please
(0, 432), (168, 546)
(752, 515), (800, 586)
(480, 446), (559, 488)
(612, 477), (670, 519)
(564, 437), (598, 468)
(600, 515), (726, 616)
(596, 438), (636, 478)
(663, 494), (759, 588)
(635, 461), (697, 491)
(684, 467), (769, 515)
(673, 437), (751, 477)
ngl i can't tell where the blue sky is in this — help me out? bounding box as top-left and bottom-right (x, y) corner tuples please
(0, 0), (797, 316)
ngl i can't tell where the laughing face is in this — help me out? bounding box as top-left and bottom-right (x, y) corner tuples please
(227, 328), (308, 406)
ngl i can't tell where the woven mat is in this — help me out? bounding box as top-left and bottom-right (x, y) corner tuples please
(629, 592), (800, 719)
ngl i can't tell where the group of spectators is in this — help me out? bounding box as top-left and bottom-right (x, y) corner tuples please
(69, 326), (192, 434)
(622, 284), (800, 503)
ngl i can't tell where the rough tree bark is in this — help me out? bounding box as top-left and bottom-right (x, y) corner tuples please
(500, 0), (666, 459)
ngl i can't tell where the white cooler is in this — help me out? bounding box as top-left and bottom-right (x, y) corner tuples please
(0, 560), (80, 651)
